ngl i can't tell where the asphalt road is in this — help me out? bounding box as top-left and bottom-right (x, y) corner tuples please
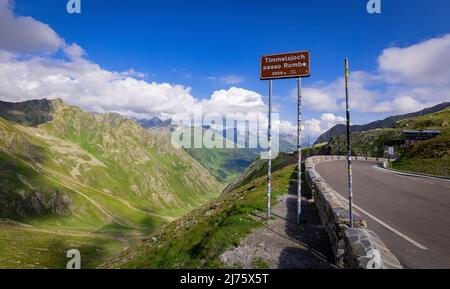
(315, 160), (450, 269)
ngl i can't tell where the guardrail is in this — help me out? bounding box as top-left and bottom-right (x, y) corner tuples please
(305, 156), (402, 269)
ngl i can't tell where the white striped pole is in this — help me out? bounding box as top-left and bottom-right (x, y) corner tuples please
(345, 58), (354, 227)
(267, 79), (272, 223)
(297, 77), (302, 225)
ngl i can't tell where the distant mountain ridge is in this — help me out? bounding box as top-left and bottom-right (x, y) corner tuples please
(315, 102), (450, 144)
(0, 99), (54, 126)
(135, 117), (172, 129)
(135, 118), (298, 183)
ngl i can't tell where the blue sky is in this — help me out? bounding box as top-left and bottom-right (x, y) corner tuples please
(2, 0), (450, 139)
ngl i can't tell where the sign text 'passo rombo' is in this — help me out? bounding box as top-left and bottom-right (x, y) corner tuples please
(260, 51), (310, 80)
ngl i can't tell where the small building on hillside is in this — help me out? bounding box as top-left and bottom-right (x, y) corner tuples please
(402, 130), (441, 146)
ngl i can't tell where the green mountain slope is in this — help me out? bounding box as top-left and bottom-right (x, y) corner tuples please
(142, 124), (259, 184)
(0, 99), (222, 268)
(391, 108), (450, 176)
(319, 128), (404, 157)
(138, 120), (296, 183)
(185, 146), (257, 183)
(315, 102), (450, 144)
(102, 153), (296, 269)
(182, 130), (300, 183)
(318, 108), (450, 176)
(183, 127), (258, 183)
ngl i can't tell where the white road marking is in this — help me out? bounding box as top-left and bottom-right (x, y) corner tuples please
(349, 201), (428, 250)
(314, 161), (429, 250)
(373, 165), (450, 183)
(346, 166), (429, 249)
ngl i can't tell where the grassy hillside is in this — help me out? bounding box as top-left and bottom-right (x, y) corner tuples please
(103, 153), (296, 269)
(0, 222), (124, 269)
(0, 99), (222, 268)
(391, 108), (450, 176)
(149, 126), (259, 184)
(315, 102), (450, 144)
(318, 108), (450, 177)
(319, 129), (404, 157)
(185, 147), (256, 183)
(182, 128), (296, 183)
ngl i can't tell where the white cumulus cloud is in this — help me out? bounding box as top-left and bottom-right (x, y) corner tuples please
(379, 34), (450, 86)
(0, 0), (65, 54)
(0, 1), (270, 122)
(0, 53), (273, 123)
(301, 87), (339, 111)
(220, 75), (245, 85)
(299, 34), (450, 116)
(371, 95), (428, 114)
(0, 55), (198, 119)
(303, 113), (346, 137)
(201, 87), (265, 115)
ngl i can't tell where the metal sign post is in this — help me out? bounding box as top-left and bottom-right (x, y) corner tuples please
(297, 77), (302, 225)
(345, 58), (354, 227)
(260, 51), (310, 224)
(267, 79), (272, 223)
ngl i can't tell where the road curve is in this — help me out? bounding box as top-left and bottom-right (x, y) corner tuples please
(315, 160), (450, 269)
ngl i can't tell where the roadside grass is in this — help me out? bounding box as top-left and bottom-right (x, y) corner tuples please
(392, 109), (450, 177)
(252, 257), (270, 269)
(391, 156), (450, 177)
(103, 163), (296, 269)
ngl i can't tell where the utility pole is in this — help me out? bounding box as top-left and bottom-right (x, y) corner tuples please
(345, 58), (354, 227)
(267, 80), (272, 223)
(297, 77), (302, 225)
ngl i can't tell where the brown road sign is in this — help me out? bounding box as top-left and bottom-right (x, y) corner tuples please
(260, 51), (310, 80)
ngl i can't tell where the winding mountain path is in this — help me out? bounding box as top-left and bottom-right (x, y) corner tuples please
(0, 146), (169, 229)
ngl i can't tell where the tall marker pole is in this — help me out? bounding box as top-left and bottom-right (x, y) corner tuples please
(267, 79), (272, 223)
(345, 58), (354, 227)
(297, 77), (302, 225)
(261, 51), (310, 224)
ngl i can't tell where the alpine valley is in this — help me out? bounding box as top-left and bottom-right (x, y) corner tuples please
(0, 98), (222, 268)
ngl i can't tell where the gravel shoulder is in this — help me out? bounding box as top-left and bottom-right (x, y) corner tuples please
(220, 181), (335, 269)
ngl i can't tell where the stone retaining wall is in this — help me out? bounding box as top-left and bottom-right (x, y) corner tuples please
(305, 156), (402, 269)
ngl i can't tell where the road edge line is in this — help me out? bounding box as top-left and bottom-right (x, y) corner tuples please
(374, 165), (450, 182)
